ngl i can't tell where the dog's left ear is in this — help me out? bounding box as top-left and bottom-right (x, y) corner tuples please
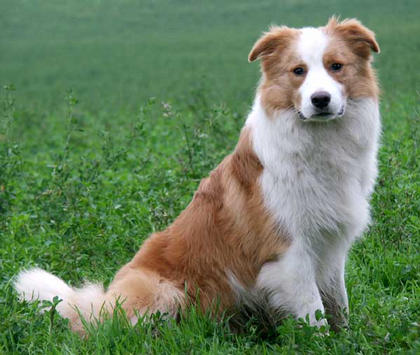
(248, 26), (296, 62)
(327, 17), (380, 57)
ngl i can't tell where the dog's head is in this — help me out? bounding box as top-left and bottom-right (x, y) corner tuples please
(249, 17), (380, 121)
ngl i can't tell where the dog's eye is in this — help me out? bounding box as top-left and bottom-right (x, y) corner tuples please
(293, 67), (305, 76)
(331, 63), (343, 71)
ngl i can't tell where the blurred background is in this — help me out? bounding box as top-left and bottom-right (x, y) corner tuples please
(1, 0), (418, 114)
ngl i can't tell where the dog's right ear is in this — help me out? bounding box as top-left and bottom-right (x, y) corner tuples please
(248, 26), (296, 62)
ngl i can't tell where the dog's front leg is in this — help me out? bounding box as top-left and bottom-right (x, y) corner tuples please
(316, 249), (349, 331)
(256, 244), (326, 327)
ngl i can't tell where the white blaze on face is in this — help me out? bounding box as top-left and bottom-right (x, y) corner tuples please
(297, 28), (345, 121)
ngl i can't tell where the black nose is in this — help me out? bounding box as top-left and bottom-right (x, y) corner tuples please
(311, 91), (331, 109)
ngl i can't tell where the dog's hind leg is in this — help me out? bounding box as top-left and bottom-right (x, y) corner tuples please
(106, 265), (185, 325)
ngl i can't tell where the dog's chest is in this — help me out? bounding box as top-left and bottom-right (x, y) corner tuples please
(248, 99), (379, 242)
(260, 145), (366, 240)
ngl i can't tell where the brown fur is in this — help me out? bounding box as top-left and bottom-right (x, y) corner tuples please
(249, 27), (301, 115)
(100, 128), (289, 323)
(324, 18), (380, 99)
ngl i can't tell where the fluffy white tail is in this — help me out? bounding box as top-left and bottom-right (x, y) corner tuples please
(14, 268), (107, 333)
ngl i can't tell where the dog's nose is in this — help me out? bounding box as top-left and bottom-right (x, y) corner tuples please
(311, 91), (331, 109)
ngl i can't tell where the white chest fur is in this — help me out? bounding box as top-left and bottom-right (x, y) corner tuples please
(247, 96), (380, 244)
(246, 96), (380, 325)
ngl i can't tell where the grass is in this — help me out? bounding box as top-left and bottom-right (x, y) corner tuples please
(1, 0), (419, 353)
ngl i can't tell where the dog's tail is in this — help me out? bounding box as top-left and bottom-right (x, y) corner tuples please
(14, 268), (107, 333)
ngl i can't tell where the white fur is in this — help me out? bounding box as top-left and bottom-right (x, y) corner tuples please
(244, 28), (380, 325)
(15, 268), (74, 306)
(15, 268), (107, 325)
(298, 28), (345, 120)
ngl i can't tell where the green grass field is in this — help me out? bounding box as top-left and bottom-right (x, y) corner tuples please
(1, 0), (419, 353)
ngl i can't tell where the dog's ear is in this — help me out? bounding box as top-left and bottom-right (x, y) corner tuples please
(248, 26), (296, 62)
(327, 17), (380, 57)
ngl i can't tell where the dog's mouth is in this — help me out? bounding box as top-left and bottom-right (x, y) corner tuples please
(298, 106), (345, 121)
(314, 111), (332, 117)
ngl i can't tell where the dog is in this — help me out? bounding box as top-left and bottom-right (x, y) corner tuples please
(15, 17), (380, 334)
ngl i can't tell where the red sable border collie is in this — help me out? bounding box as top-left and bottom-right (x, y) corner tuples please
(15, 17), (380, 333)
